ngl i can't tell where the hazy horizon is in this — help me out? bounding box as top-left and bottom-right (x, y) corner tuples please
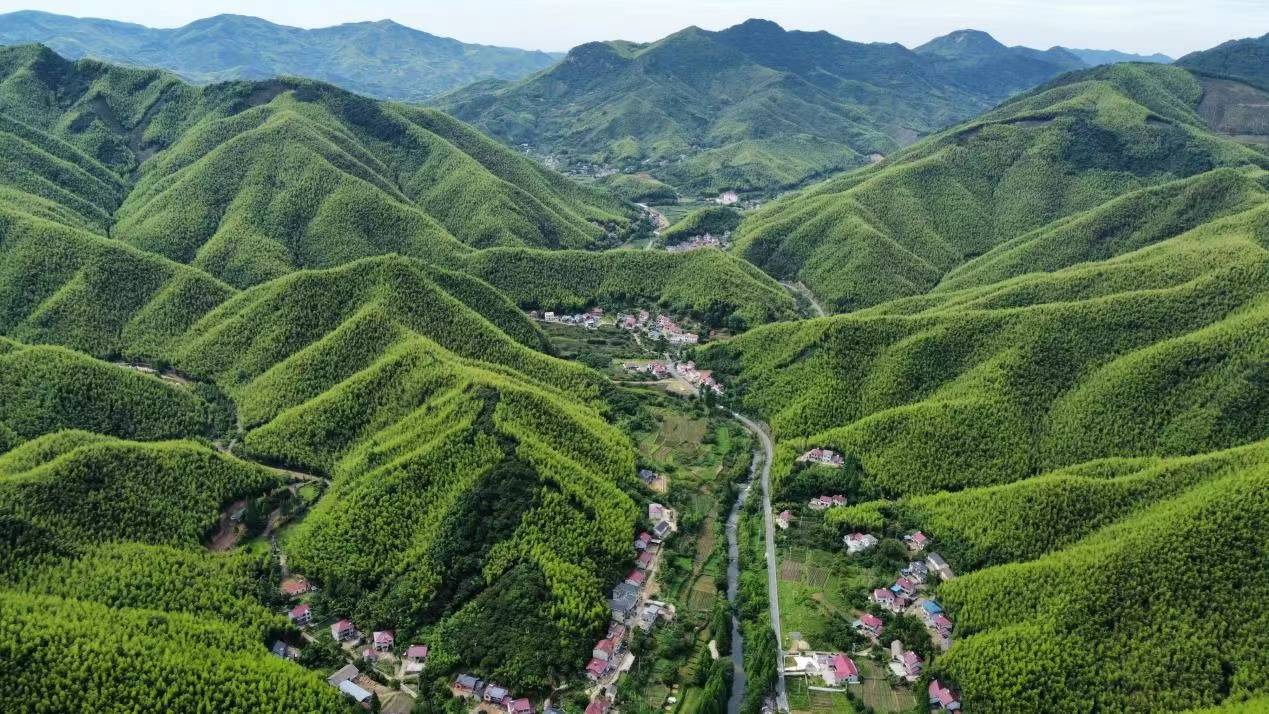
(2, 1), (1263, 57)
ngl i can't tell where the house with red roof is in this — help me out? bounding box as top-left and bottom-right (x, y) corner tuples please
(585, 698), (612, 714)
(649, 503), (664, 521)
(280, 576), (311, 598)
(330, 619), (356, 642)
(625, 569), (646, 587)
(593, 638), (616, 661)
(872, 588), (898, 611)
(288, 603), (311, 626)
(892, 577), (917, 597)
(507, 697), (532, 714)
(825, 653), (859, 686)
(932, 614), (954, 638)
(856, 613), (883, 637)
(361, 647), (378, 663)
(637, 550), (654, 569)
(635, 532), (652, 551)
(372, 630), (394, 653)
(889, 648), (922, 682)
(777, 510), (793, 529)
(586, 658), (611, 680)
(905, 531), (930, 552)
(929, 680), (961, 711)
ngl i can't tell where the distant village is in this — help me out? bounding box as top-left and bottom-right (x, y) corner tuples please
(664, 232), (730, 253)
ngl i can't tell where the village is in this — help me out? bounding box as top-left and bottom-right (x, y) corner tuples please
(272, 494), (682, 713)
(663, 232), (729, 253)
(768, 448), (965, 712)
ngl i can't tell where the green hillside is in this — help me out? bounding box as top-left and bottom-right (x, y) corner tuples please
(457, 246), (797, 329)
(0, 44), (631, 290)
(734, 62), (1268, 312)
(660, 206), (743, 245)
(0, 11), (559, 101)
(0, 339), (220, 445)
(1178, 32), (1269, 90)
(440, 20), (1082, 195)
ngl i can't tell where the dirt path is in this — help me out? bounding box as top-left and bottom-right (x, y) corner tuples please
(781, 281), (826, 318)
(207, 498), (248, 552)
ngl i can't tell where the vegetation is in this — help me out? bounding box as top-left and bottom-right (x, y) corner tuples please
(0, 10), (559, 101)
(660, 206), (742, 245)
(734, 63), (1268, 311)
(439, 21), (1081, 194)
(458, 247), (797, 330)
(1178, 32), (1269, 91)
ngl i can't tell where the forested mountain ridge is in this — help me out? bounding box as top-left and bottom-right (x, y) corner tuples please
(0, 10), (560, 100)
(438, 19), (1088, 194)
(733, 62), (1268, 312)
(1178, 32), (1269, 90)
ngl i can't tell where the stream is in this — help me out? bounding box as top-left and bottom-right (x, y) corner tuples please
(724, 450), (757, 714)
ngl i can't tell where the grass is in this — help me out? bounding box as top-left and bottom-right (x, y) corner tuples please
(776, 546), (875, 650)
(857, 660), (915, 713)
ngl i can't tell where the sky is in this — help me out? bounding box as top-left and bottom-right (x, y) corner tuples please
(3, 0), (1265, 57)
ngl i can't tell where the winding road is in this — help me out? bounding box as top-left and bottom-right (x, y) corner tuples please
(731, 411), (789, 713)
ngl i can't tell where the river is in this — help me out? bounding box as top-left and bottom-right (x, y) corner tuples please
(724, 454), (755, 714)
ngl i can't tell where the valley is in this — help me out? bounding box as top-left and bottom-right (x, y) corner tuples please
(0, 10), (1265, 714)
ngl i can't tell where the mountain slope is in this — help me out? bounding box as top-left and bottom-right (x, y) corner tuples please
(1178, 32), (1269, 90)
(1064, 47), (1172, 66)
(734, 62), (1267, 311)
(440, 20), (1083, 194)
(0, 10), (558, 100)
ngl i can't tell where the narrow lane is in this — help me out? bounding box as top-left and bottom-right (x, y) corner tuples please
(731, 411), (789, 713)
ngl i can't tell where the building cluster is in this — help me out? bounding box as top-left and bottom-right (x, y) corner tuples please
(798, 448), (845, 467)
(453, 676), (533, 714)
(675, 361), (722, 394)
(535, 306), (604, 329)
(617, 310), (701, 346)
(808, 494), (847, 511)
(664, 233), (729, 253)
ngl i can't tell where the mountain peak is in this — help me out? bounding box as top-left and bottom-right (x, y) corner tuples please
(915, 29), (1007, 58)
(727, 18), (786, 34)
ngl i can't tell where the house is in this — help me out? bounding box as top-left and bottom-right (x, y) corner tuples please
(888, 644), (922, 681)
(593, 638), (616, 662)
(625, 569), (647, 587)
(652, 520), (673, 540)
(929, 680), (962, 711)
(634, 532), (652, 551)
(904, 561), (930, 584)
(607, 623), (627, 646)
(543, 312), (557, 321)
(454, 674), (483, 696)
(361, 648), (379, 663)
(339, 679), (374, 706)
(926, 552), (955, 581)
(776, 511), (793, 529)
(328, 664), (360, 688)
(373, 630), (394, 653)
(649, 503), (664, 521)
(857, 613), (883, 637)
(637, 550), (654, 569)
(905, 531), (930, 552)
(280, 576), (311, 598)
(844, 533), (878, 554)
(891, 577), (917, 597)
(585, 698), (612, 714)
(288, 603), (311, 626)
(718, 190), (739, 205)
(932, 614), (954, 638)
(611, 582), (640, 620)
(872, 588), (896, 608)
(270, 640), (298, 660)
(507, 698), (532, 714)
(586, 658), (610, 680)
(484, 685), (511, 706)
(639, 469), (657, 485)
(330, 619), (356, 642)
(826, 653), (859, 686)
(638, 602), (663, 632)
(808, 497), (829, 511)
(405, 644), (429, 674)
(920, 599), (944, 623)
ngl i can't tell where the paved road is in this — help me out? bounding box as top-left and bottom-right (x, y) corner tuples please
(731, 411), (789, 713)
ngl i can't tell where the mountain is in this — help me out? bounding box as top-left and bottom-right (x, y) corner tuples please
(700, 59), (1269, 714)
(0, 10), (558, 100)
(913, 29), (1087, 97)
(1063, 47), (1172, 66)
(733, 62), (1267, 312)
(439, 20), (1085, 195)
(1178, 32), (1269, 90)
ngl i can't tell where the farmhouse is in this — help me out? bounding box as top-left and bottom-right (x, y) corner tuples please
(610, 582), (640, 620)
(288, 603), (311, 626)
(280, 576), (311, 598)
(485, 684), (511, 706)
(825, 653), (859, 686)
(777, 510), (793, 529)
(903, 561), (930, 583)
(856, 613), (884, 637)
(904, 531), (930, 551)
(926, 552), (955, 581)
(331, 619), (357, 642)
(798, 448), (845, 467)
(586, 657), (611, 680)
(625, 569), (646, 587)
(635, 532), (652, 551)
(637, 550), (654, 569)
(454, 674), (483, 696)
(891, 577), (917, 597)
(585, 698), (612, 714)
(929, 680), (962, 711)
(844, 532), (878, 554)
(373, 630), (394, 652)
(339, 679), (374, 707)
(328, 664), (360, 688)
(508, 697), (533, 714)
(404, 644), (428, 673)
